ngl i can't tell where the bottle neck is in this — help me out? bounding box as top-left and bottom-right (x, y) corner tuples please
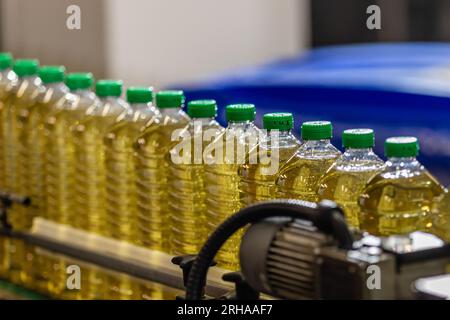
(160, 107), (181, 116)
(227, 120), (253, 128)
(344, 147), (373, 156)
(72, 88), (94, 96)
(190, 117), (215, 125)
(100, 95), (122, 103)
(387, 156), (418, 165)
(129, 102), (153, 112)
(19, 75), (41, 86)
(303, 139), (331, 146)
(44, 81), (68, 93)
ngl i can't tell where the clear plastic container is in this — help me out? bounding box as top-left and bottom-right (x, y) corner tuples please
(318, 129), (384, 228)
(45, 72), (98, 227)
(168, 100), (224, 255)
(0, 52), (16, 280)
(2, 59), (41, 286)
(359, 137), (445, 236)
(134, 90), (190, 252)
(276, 121), (341, 202)
(105, 87), (159, 243)
(73, 80), (130, 235)
(205, 104), (260, 270)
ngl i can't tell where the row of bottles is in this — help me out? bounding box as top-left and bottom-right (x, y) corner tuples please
(0, 52), (449, 299)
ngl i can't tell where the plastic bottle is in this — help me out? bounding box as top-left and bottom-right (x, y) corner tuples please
(239, 112), (300, 206)
(105, 87), (158, 243)
(134, 90), (190, 252)
(3, 59), (41, 285)
(0, 52), (16, 280)
(276, 121), (341, 202)
(104, 87), (158, 300)
(20, 66), (73, 222)
(4, 59), (41, 226)
(359, 137), (445, 236)
(0, 52), (16, 190)
(20, 65), (77, 293)
(317, 129), (384, 228)
(44, 72), (96, 226)
(43, 72), (100, 299)
(204, 104), (259, 270)
(168, 100), (224, 255)
(73, 80), (129, 235)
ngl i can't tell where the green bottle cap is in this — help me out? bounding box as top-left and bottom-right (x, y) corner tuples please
(385, 137), (419, 158)
(342, 129), (375, 148)
(0, 52), (13, 70)
(156, 90), (185, 108)
(126, 87), (153, 104)
(96, 80), (123, 97)
(226, 104), (256, 122)
(39, 65), (66, 84)
(66, 72), (94, 90)
(301, 121), (333, 140)
(262, 113), (293, 131)
(187, 100), (217, 118)
(13, 59), (39, 77)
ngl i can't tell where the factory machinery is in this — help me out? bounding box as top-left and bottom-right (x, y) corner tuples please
(0, 193), (449, 300)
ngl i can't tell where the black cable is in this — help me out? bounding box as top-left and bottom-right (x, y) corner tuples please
(185, 199), (353, 300)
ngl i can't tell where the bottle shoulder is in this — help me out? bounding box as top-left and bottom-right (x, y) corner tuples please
(333, 151), (384, 173)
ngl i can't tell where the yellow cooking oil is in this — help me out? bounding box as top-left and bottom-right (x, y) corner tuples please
(2, 59), (41, 286)
(276, 121), (341, 202)
(0, 52), (16, 279)
(204, 104), (260, 270)
(104, 87), (158, 300)
(73, 80), (129, 235)
(239, 113), (300, 206)
(433, 188), (449, 241)
(22, 66), (79, 293)
(104, 87), (158, 244)
(44, 73), (100, 299)
(359, 137), (445, 236)
(0, 52), (16, 189)
(44, 72), (97, 226)
(134, 90), (190, 252)
(318, 129), (384, 229)
(168, 100), (224, 255)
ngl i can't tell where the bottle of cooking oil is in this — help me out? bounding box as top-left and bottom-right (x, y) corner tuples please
(134, 90), (190, 252)
(105, 87), (158, 244)
(276, 121), (341, 202)
(45, 72), (96, 227)
(103, 87), (159, 301)
(19, 66), (71, 224)
(0, 52), (16, 279)
(204, 104), (259, 270)
(317, 129), (384, 228)
(359, 137), (445, 236)
(21, 65), (77, 294)
(0, 52), (16, 190)
(3, 59), (41, 286)
(5, 59), (41, 226)
(169, 100), (224, 255)
(43, 73), (102, 300)
(239, 112), (300, 206)
(73, 80), (129, 235)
